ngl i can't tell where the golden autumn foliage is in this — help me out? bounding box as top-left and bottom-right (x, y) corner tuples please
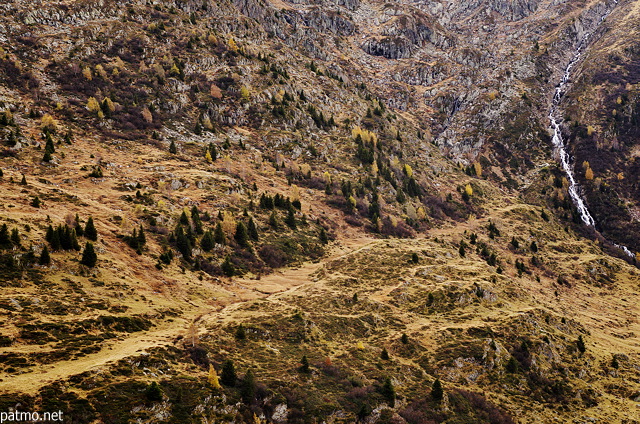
(465, 184), (473, 196)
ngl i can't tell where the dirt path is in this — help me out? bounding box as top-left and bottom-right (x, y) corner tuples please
(0, 320), (185, 395)
(0, 236), (377, 396)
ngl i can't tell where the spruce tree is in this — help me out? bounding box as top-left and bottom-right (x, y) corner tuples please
(179, 210), (189, 226)
(20, 174), (27, 185)
(381, 378), (395, 407)
(220, 360), (236, 386)
(201, 230), (214, 252)
(74, 214), (84, 236)
(137, 225), (146, 247)
(84, 217), (97, 241)
(50, 228), (61, 251)
(240, 370), (256, 403)
(381, 348), (390, 360)
(145, 382), (162, 402)
(0, 224), (10, 248)
(169, 140), (177, 154)
(577, 335), (586, 354)
(39, 245), (51, 265)
(234, 222), (249, 247)
(248, 217), (258, 241)
(221, 255), (234, 277)
(431, 379), (444, 402)
(300, 355), (310, 373)
(10, 228), (20, 246)
(42, 150), (52, 162)
(319, 228), (328, 244)
(31, 196), (41, 208)
(80, 242), (97, 267)
(213, 222), (225, 245)
(175, 226), (192, 260)
(285, 208), (296, 229)
(235, 324), (246, 340)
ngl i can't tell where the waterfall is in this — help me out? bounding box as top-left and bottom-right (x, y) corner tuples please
(548, 1), (634, 258)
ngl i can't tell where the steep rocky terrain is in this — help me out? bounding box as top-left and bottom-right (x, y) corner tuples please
(0, 0), (639, 423)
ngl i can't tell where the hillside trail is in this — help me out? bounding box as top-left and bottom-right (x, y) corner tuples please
(0, 234), (378, 396)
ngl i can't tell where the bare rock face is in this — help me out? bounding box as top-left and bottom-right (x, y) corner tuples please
(361, 36), (414, 59)
(302, 8), (356, 36)
(452, 0), (541, 22)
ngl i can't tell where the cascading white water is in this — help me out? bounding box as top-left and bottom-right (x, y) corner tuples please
(548, 1), (634, 258)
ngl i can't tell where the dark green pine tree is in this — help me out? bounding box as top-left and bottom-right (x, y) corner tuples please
(213, 222), (225, 245)
(39, 245), (51, 265)
(42, 150), (52, 162)
(10, 228), (20, 246)
(191, 206), (203, 235)
(380, 347), (390, 360)
(84, 217), (98, 241)
(431, 379), (444, 402)
(319, 228), (328, 244)
(381, 377), (395, 407)
(175, 226), (192, 260)
(247, 218), (259, 241)
(235, 324), (247, 340)
(137, 225), (146, 247)
(220, 360), (236, 387)
(80, 242), (97, 267)
(240, 370), (256, 404)
(50, 228), (61, 251)
(285, 208), (296, 229)
(31, 196), (41, 208)
(20, 174), (27, 185)
(0, 224), (10, 248)
(179, 210), (190, 226)
(169, 140), (177, 154)
(221, 255), (234, 277)
(44, 132), (55, 154)
(74, 214), (84, 237)
(201, 230), (214, 252)
(300, 355), (310, 373)
(234, 222), (249, 247)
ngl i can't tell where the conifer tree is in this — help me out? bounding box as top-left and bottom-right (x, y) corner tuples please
(137, 225), (146, 247)
(235, 324), (246, 340)
(221, 255), (234, 277)
(42, 150), (52, 162)
(235, 222), (249, 247)
(31, 196), (41, 208)
(300, 355), (310, 373)
(220, 360), (236, 386)
(80, 242), (97, 267)
(175, 226), (192, 259)
(208, 364), (221, 389)
(381, 347), (390, 360)
(0, 224), (10, 248)
(179, 210), (189, 226)
(240, 370), (256, 403)
(431, 379), (444, 402)
(285, 208), (296, 229)
(39, 245), (51, 265)
(84, 217), (97, 241)
(381, 378), (395, 407)
(20, 174), (27, 185)
(74, 214), (84, 237)
(50, 229), (61, 251)
(213, 222), (225, 245)
(169, 140), (177, 154)
(201, 230), (214, 252)
(191, 206), (203, 235)
(247, 218), (259, 241)
(10, 228), (20, 246)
